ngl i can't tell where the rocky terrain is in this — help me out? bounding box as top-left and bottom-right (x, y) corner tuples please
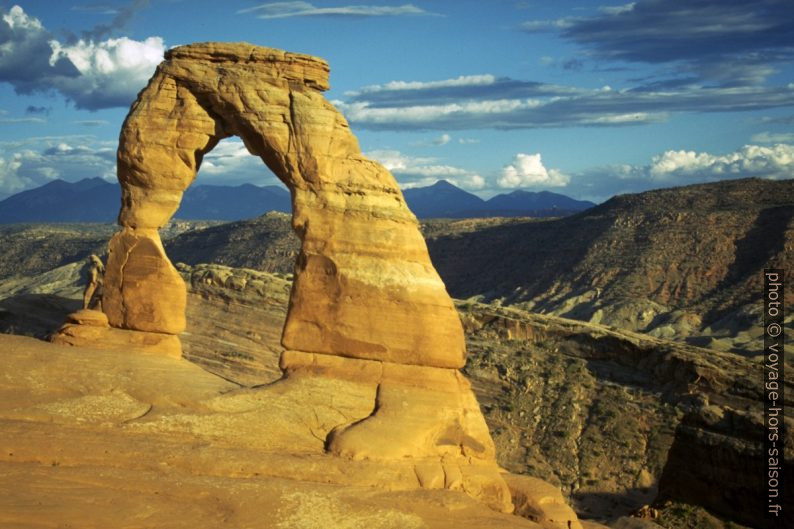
(165, 213), (298, 274)
(0, 40), (790, 529)
(4, 178), (790, 360)
(1, 260), (789, 528)
(3, 330), (551, 529)
(3, 178), (791, 362)
(430, 178), (794, 357)
(155, 177), (794, 358)
(0, 220), (221, 281)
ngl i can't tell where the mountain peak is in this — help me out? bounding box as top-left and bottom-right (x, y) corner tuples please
(431, 179), (457, 188)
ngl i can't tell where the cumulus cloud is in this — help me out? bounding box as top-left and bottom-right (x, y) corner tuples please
(497, 153), (569, 189)
(649, 144), (794, 180)
(0, 154), (27, 197)
(571, 143), (794, 202)
(48, 36), (165, 109)
(366, 149), (485, 190)
(524, 0), (794, 86)
(237, 2), (431, 19)
(0, 5), (164, 110)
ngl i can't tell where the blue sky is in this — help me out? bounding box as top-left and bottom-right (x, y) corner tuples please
(0, 0), (792, 202)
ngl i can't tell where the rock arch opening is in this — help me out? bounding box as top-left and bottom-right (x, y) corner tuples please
(104, 42), (465, 368)
(171, 137), (291, 222)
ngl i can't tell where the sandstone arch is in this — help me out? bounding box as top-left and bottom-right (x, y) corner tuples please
(55, 43), (512, 510)
(104, 42), (465, 369)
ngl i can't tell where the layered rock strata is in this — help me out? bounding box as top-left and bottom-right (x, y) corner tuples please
(106, 42), (464, 368)
(52, 42), (512, 510)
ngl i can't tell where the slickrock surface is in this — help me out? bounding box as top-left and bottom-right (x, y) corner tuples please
(0, 333), (539, 529)
(504, 474), (583, 529)
(6, 262), (783, 526)
(52, 308), (182, 358)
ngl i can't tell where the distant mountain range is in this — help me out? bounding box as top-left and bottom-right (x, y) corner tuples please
(402, 180), (595, 218)
(0, 178), (291, 223)
(0, 177), (593, 223)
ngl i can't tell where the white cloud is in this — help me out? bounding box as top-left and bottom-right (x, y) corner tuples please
(200, 139), (256, 174)
(197, 138), (282, 186)
(48, 36), (164, 110)
(497, 153), (570, 188)
(570, 143), (794, 202)
(433, 133), (451, 146)
(0, 136), (117, 198)
(599, 3), (636, 15)
(366, 149), (485, 190)
(457, 173), (486, 190)
(751, 131), (794, 144)
(75, 119), (110, 127)
(335, 98), (544, 127)
(649, 144), (794, 180)
(3, 4), (42, 30)
(583, 112), (660, 124)
(0, 153), (28, 197)
(347, 75), (496, 96)
(0, 117), (46, 124)
(0, 5), (164, 110)
(367, 149), (466, 176)
(398, 173), (485, 190)
(520, 18), (577, 32)
(238, 2), (430, 19)
(336, 68), (794, 131)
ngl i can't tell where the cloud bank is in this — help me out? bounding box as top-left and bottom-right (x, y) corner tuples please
(335, 73), (794, 131)
(573, 143), (794, 201)
(524, 0), (794, 87)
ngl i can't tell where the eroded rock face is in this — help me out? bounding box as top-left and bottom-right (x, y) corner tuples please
(80, 42), (509, 508)
(106, 42), (464, 369)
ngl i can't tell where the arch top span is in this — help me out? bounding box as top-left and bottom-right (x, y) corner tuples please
(164, 42), (331, 91)
(106, 42), (467, 369)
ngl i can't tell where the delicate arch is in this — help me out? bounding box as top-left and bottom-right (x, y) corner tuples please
(102, 42), (465, 369)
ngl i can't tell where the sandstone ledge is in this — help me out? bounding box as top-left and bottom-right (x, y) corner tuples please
(0, 334), (543, 527)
